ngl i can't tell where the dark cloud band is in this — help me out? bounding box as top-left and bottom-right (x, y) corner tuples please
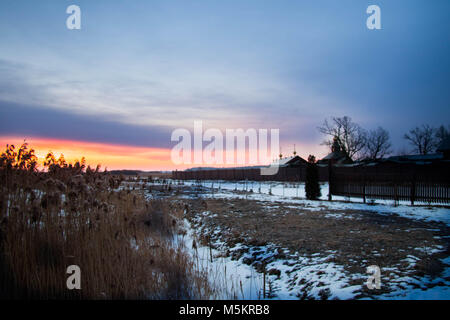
(0, 101), (174, 149)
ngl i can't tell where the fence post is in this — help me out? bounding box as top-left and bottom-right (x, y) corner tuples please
(394, 181), (398, 206)
(411, 175), (416, 206)
(363, 175), (366, 204)
(328, 159), (333, 201)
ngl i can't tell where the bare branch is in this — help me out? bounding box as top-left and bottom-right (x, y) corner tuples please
(404, 124), (438, 155)
(364, 126), (392, 160)
(317, 116), (367, 160)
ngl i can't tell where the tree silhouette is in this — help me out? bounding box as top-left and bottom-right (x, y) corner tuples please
(305, 155), (321, 200)
(318, 116), (367, 160)
(404, 125), (438, 155)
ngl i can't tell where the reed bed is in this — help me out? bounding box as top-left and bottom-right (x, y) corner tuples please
(0, 143), (211, 299)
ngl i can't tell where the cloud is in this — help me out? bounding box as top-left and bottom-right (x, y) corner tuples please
(0, 58), (334, 139)
(2, 0), (449, 157)
(0, 100), (173, 148)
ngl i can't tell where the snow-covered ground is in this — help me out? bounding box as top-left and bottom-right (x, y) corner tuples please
(176, 219), (265, 299)
(176, 214), (362, 300)
(145, 179), (450, 300)
(174, 180), (450, 226)
(378, 255), (450, 300)
(176, 212), (450, 300)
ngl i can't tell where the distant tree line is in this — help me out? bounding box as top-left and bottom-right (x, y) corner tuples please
(403, 124), (450, 155)
(317, 116), (449, 160)
(0, 141), (103, 175)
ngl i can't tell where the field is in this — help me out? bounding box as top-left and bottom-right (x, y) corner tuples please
(145, 179), (450, 299)
(1, 146), (450, 299)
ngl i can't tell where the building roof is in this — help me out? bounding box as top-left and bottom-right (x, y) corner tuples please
(186, 165), (263, 171)
(386, 153), (444, 164)
(270, 155), (308, 167)
(318, 152), (352, 164)
(320, 150), (348, 161)
(318, 137), (353, 164)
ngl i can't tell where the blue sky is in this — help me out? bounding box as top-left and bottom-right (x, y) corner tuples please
(0, 0), (449, 162)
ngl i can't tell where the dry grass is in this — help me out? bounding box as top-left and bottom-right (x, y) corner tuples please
(0, 144), (211, 299)
(183, 197), (450, 296)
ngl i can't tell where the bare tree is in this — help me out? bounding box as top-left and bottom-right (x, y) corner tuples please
(363, 126), (392, 160)
(435, 125), (450, 146)
(318, 116), (367, 160)
(403, 124), (438, 155)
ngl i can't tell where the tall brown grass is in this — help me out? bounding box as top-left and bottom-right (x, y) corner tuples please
(0, 143), (211, 299)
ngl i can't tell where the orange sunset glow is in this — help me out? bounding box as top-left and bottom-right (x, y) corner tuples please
(0, 136), (327, 171)
(0, 136), (174, 171)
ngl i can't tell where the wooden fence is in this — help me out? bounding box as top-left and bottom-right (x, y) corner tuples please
(172, 161), (450, 205)
(172, 166), (329, 182)
(330, 162), (450, 205)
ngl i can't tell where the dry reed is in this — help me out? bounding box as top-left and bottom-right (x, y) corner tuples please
(0, 143), (211, 299)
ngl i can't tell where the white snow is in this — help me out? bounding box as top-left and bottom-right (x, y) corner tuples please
(146, 179), (450, 300)
(176, 180), (450, 226)
(176, 217), (364, 300)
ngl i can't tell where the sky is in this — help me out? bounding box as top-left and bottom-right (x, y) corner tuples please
(0, 0), (449, 170)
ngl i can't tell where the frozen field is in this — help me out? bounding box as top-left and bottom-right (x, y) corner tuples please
(143, 179), (450, 300)
(173, 180), (450, 226)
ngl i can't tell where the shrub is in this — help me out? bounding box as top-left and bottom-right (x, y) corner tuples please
(305, 155), (321, 200)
